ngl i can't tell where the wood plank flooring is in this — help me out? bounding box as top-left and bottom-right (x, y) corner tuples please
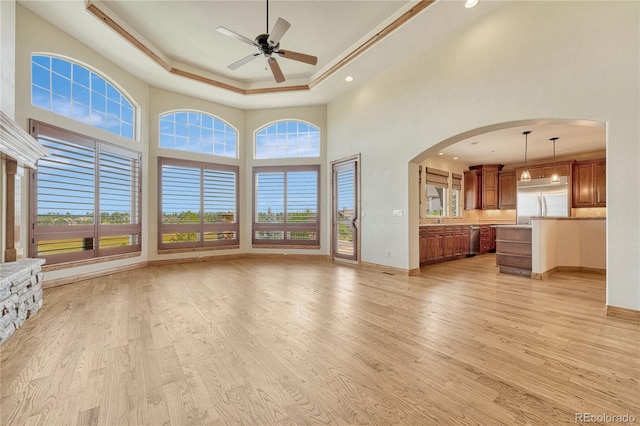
(1, 255), (639, 425)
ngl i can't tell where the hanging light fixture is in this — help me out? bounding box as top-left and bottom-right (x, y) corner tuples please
(550, 137), (560, 183)
(520, 130), (532, 182)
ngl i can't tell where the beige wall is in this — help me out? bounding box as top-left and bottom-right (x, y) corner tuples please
(245, 106), (328, 255)
(327, 1), (639, 310)
(14, 5), (151, 281)
(11, 5), (328, 276)
(532, 219), (606, 273)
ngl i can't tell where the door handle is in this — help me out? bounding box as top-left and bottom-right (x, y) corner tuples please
(537, 197), (542, 217)
(351, 217), (359, 228)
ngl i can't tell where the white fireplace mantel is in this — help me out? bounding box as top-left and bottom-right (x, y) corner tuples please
(0, 111), (48, 167)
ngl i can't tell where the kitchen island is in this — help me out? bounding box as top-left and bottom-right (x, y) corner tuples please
(493, 225), (532, 276)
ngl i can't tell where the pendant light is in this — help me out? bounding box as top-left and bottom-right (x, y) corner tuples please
(550, 137), (560, 184)
(520, 130), (532, 182)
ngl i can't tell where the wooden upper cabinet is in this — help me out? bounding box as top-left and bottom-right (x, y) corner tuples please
(466, 165), (503, 210)
(515, 160), (572, 180)
(464, 170), (478, 210)
(573, 159), (606, 207)
(498, 171), (516, 210)
(594, 160), (606, 206)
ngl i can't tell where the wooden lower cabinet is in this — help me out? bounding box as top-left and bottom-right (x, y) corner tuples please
(420, 225), (472, 265)
(495, 226), (532, 276)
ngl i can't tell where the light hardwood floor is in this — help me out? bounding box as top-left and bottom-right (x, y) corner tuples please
(1, 255), (639, 425)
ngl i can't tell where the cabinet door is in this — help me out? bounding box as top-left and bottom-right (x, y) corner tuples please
(452, 232), (462, 256)
(461, 229), (470, 253)
(594, 160), (606, 206)
(482, 169), (499, 209)
(573, 162), (594, 207)
(419, 235), (429, 263)
(479, 226), (490, 253)
(464, 171), (477, 210)
(444, 233), (454, 257)
(427, 234), (444, 260)
(542, 163), (570, 178)
(498, 172), (517, 209)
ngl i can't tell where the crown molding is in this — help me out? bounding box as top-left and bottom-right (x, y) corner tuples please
(85, 0), (434, 96)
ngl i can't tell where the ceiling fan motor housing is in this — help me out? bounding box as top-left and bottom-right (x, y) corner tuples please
(255, 34), (278, 57)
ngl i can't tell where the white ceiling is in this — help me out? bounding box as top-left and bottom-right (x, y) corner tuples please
(20, 0), (506, 109)
(19, 1), (606, 163)
(436, 122), (606, 167)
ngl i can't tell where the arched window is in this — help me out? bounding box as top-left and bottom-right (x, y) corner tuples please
(255, 120), (320, 159)
(159, 111), (237, 158)
(31, 55), (135, 140)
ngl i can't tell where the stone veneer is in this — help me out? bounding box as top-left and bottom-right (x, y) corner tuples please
(0, 259), (45, 345)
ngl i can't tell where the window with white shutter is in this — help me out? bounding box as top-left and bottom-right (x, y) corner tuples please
(30, 121), (141, 264)
(158, 157), (239, 250)
(253, 165), (319, 247)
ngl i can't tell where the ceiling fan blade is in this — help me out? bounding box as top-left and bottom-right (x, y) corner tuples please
(276, 49), (318, 66)
(216, 26), (257, 47)
(267, 18), (290, 46)
(268, 57), (285, 83)
(228, 53), (261, 70)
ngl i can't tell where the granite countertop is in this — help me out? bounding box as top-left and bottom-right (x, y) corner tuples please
(491, 224), (532, 228)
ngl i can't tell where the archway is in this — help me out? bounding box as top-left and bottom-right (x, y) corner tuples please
(408, 118), (606, 277)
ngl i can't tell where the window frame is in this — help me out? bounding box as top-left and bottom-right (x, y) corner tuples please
(29, 120), (142, 265)
(254, 120), (320, 159)
(252, 164), (321, 248)
(158, 110), (238, 158)
(158, 157), (240, 251)
(31, 54), (136, 141)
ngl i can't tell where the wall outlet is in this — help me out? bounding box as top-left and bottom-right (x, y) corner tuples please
(393, 209), (403, 217)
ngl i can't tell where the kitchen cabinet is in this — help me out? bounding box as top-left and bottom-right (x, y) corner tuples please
(514, 160), (573, 180)
(572, 159), (606, 207)
(494, 226), (532, 276)
(464, 165), (503, 210)
(420, 225), (471, 265)
(498, 171), (517, 210)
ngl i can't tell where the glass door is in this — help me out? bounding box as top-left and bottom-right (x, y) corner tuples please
(332, 157), (359, 261)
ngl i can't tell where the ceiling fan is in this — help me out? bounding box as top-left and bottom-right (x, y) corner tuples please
(216, 0), (318, 83)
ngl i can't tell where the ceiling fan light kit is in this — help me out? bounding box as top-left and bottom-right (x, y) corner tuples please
(216, 0), (318, 83)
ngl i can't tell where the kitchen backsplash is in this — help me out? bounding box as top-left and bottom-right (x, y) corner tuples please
(420, 209), (516, 224)
(571, 207), (607, 218)
(420, 207), (606, 225)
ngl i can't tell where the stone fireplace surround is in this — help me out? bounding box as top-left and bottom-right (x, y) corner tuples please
(0, 111), (48, 345)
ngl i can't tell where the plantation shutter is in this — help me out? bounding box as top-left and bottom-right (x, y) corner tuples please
(253, 165), (320, 246)
(98, 144), (141, 254)
(30, 121), (141, 264)
(203, 165), (239, 242)
(425, 167), (449, 188)
(158, 157), (239, 250)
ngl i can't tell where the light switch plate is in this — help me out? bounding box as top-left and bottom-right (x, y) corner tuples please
(393, 209), (403, 217)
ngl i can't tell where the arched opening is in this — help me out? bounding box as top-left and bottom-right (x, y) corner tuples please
(409, 118), (607, 287)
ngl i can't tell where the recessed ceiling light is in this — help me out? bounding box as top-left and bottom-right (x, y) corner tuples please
(453, 157), (459, 160)
(438, 152), (444, 156)
(465, 0), (478, 8)
(345, 76), (354, 82)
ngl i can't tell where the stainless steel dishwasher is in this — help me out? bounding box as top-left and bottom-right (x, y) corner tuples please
(469, 225), (481, 256)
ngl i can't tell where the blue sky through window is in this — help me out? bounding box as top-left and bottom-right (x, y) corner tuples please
(255, 120), (320, 159)
(160, 111), (237, 158)
(31, 55), (135, 140)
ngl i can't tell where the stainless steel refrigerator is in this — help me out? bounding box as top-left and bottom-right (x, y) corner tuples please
(516, 176), (570, 224)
